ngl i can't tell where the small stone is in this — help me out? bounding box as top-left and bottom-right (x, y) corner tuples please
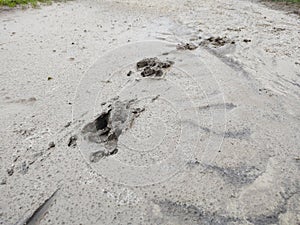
(48, 141), (55, 149)
(243, 39), (251, 43)
(13, 155), (20, 162)
(127, 71), (133, 76)
(7, 168), (14, 176)
(0, 178), (7, 185)
(151, 95), (160, 102)
(64, 121), (71, 128)
(109, 148), (118, 156)
(68, 135), (78, 147)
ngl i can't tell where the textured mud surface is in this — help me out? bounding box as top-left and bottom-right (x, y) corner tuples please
(0, 0), (300, 225)
(136, 57), (174, 77)
(82, 99), (146, 162)
(200, 36), (235, 48)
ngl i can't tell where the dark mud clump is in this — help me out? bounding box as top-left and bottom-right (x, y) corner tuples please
(136, 57), (174, 77)
(68, 135), (78, 147)
(48, 141), (55, 149)
(243, 39), (251, 43)
(176, 42), (198, 50)
(201, 36), (235, 47)
(7, 167), (14, 176)
(82, 99), (144, 163)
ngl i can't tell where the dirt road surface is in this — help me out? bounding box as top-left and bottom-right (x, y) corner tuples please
(0, 0), (299, 224)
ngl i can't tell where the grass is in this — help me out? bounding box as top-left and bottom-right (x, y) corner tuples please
(273, 0), (300, 3)
(272, 0), (300, 2)
(0, 0), (51, 7)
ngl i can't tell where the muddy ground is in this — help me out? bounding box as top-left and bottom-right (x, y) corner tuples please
(0, 0), (299, 224)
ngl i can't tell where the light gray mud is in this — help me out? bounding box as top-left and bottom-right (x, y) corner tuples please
(0, 0), (299, 224)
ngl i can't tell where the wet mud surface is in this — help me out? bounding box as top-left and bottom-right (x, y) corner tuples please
(0, 0), (299, 224)
(82, 99), (146, 162)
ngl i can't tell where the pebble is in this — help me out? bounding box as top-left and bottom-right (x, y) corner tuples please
(0, 178), (7, 185)
(48, 141), (55, 149)
(7, 167), (14, 176)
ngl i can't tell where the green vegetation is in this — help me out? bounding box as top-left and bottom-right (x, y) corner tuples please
(272, 0), (300, 2)
(0, 0), (51, 7)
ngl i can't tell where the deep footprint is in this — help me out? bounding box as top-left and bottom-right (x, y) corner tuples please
(82, 99), (144, 162)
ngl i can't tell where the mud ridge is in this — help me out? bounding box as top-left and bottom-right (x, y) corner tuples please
(199, 43), (259, 90)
